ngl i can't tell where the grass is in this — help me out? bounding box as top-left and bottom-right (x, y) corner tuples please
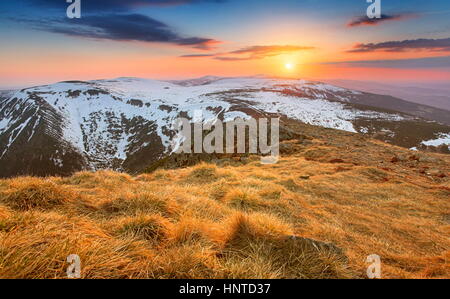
(0, 129), (449, 279)
(1, 178), (75, 211)
(186, 163), (220, 183)
(100, 191), (178, 217)
(117, 214), (171, 244)
(223, 189), (266, 211)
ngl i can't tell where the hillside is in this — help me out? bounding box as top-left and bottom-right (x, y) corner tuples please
(0, 122), (448, 279)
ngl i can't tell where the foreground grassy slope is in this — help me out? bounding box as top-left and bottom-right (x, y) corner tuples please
(0, 123), (449, 279)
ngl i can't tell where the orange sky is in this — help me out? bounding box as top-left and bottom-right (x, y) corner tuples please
(1, 0), (450, 87)
(2, 48), (449, 88)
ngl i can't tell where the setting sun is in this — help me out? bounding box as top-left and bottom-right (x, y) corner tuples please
(285, 63), (294, 70)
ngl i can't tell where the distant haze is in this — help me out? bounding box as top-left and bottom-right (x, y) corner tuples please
(323, 79), (450, 111)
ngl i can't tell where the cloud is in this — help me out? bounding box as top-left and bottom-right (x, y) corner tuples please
(181, 45), (315, 61)
(321, 56), (450, 69)
(15, 14), (220, 49)
(25, 0), (226, 11)
(347, 38), (450, 53)
(180, 54), (216, 58)
(214, 56), (252, 61)
(227, 45), (314, 59)
(347, 14), (416, 27)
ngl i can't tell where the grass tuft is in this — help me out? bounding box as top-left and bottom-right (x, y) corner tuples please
(187, 163), (220, 183)
(223, 189), (266, 211)
(100, 191), (178, 217)
(1, 178), (75, 211)
(118, 214), (171, 244)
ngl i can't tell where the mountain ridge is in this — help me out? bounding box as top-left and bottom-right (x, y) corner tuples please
(1, 76), (449, 177)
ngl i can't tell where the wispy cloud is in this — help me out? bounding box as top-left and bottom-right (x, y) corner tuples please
(347, 14), (416, 27)
(321, 56), (450, 69)
(180, 54), (216, 57)
(25, 0), (226, 11)
(181, 45), (315, 61)
(14, 14), (220, 49)
(347, 37), (450, 53)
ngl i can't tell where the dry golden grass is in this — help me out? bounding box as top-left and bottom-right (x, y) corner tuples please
(0, 211), (154, 278)
(0, 129), (449, 279)
(1, 178), (75, 211)
(116, 214), (172, 244)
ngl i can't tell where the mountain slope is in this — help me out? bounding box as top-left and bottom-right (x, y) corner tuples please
(0, 121), (448, 279)
(1, 77), (449, 177)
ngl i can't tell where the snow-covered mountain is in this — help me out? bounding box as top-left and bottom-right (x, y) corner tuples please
(1, 76), (449, 177)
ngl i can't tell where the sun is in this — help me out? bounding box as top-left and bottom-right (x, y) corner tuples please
(285, 63), (294, 70)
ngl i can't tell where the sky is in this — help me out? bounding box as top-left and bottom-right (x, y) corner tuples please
(1, 0), (450, 88)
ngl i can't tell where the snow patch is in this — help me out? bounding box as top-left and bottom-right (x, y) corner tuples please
(421, 133), (450, 148)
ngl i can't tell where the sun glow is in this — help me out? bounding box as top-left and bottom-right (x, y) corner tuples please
(285, 63), (294, 70)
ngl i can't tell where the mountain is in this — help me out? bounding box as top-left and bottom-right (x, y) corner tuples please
(1, 76), (449, 177)
(324, 79), (450, 112)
